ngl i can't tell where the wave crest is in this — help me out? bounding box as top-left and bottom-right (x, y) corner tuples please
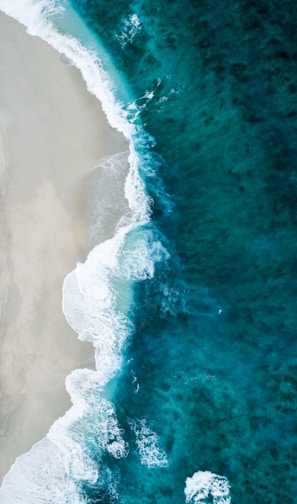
(185, 471), (231, 504)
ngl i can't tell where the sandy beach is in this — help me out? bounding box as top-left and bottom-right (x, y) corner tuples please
(0, 11), (128, 481)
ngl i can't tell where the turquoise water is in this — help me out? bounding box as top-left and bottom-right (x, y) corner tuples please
(1, 0), (297, 502)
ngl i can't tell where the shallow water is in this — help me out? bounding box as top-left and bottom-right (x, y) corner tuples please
(1, 0), (297, 502)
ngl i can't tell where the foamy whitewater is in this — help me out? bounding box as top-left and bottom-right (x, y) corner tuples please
(2, 0), (296, 502)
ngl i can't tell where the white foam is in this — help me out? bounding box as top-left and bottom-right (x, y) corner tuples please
(0, 438), (86, 503)
(62, 226), (135, 385)
(62, 227), (169, 386)
(0, 402), (125, 501)
(128, 418), (169, 468)
(116, 13), (142, 49)
(49, 369), (129, 464)
(117, 231), (169, 281)
(124, 79), (163, 123)
(185, 471), (231, 504)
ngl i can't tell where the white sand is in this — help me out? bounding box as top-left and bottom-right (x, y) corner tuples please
(0, 11), (128, 481)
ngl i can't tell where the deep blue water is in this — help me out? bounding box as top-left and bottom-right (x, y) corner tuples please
(1, 0), (297, 503)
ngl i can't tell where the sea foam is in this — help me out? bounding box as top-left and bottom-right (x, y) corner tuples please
(0, 439), (85, 503)
(128, 418), (169, 468)
(185, 471), (231, 504)
(116, 13), (142, 49)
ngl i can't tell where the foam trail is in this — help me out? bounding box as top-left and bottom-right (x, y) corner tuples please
(128, 418), (169, 468)
(116, 13), (142, 49)
(185, 471), (231, 504)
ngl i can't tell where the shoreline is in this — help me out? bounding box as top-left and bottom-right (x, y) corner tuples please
(0, 11), (128, 481)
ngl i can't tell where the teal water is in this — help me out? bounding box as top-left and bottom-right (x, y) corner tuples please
(0, 0), (296, 502)
(69, 1), (297, 502)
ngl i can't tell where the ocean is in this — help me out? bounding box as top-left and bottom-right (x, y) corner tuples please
(0, 0), (297, 502)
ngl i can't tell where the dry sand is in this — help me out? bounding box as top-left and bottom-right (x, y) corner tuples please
(0, 11), (128, 481)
